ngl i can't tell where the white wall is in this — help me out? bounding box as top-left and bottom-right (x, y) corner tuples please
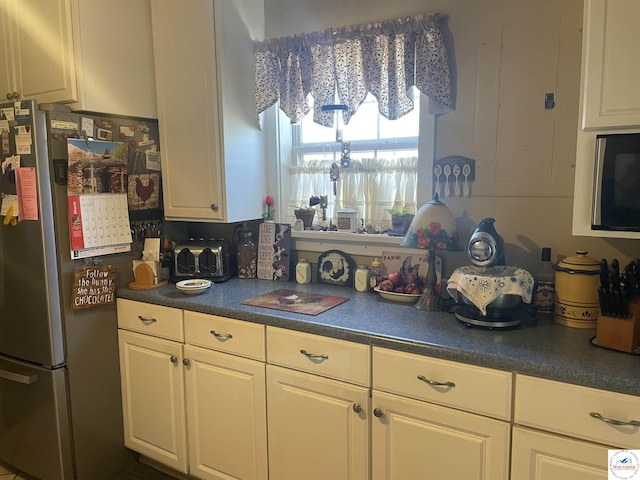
(264, 0), (640, 272)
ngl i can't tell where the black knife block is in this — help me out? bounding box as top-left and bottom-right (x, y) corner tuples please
(594, 299), (640, 354)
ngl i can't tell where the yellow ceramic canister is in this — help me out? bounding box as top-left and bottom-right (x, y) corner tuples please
(552, 251), (600, 328)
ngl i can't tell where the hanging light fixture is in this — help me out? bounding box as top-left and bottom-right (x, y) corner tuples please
(320, 104), (350, 167)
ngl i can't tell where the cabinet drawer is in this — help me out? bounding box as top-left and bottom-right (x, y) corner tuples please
(266, 327), (370, 386)
(373, 347), (512, 420)
(515, 374), (640, 449)
(117, 299), (184, 342)
(184, 311), (265, 361)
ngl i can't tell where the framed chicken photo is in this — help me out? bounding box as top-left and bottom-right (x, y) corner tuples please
(127, 172), (160, 211)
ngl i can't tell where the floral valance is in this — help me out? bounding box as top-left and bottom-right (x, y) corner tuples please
(254, 13), (453, 126)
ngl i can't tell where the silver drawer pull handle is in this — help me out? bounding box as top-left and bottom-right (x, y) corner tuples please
(210, 330), (233, 340)
(590, 412), (640, 427)
(0, 368), (37, 385)
(138, 315), (157, 324)
(417, 374), (455, 388)
(170, 356), (178, 364)
(300, 349), (329, 360)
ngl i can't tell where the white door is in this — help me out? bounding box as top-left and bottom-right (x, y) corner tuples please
(184, 345), (268, 480)
(118, 330), (187, 473)
(372, 390), (510, 480)
(511, 427), (609, 480)
(266, 364), (370, 480)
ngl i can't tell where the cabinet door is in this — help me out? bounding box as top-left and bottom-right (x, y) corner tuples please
(11, 0), (78, 103)
(184, 345), (268, 480)
(0, 0), (15, 101)
(267, 364), (370, 480)
(118, 330), (187, 473)
(150, 0), (223, 221)
(372, 390), (510, 480)
(511, 427), (608, 480)
(582, 0), (640, 129)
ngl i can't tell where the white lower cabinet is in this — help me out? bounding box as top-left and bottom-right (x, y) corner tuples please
(372, 347), (512, 480)
(512, 374), (640, 480)
(118, 329), (188, 473)
(185, 345), (267, 480)
(118, 300), (639, 480)
(117, 300), (267, 480)
(266, 326), (371, 480)
(511, 427), (608, 480)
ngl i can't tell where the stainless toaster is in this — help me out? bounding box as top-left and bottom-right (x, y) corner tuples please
(172, 239), (234, 283)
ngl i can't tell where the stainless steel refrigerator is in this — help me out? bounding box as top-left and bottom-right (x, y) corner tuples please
(0, 100), (159, 480)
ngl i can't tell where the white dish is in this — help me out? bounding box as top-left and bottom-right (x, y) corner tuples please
(176, 279), (212, 295)
(374, 287), (421, 304)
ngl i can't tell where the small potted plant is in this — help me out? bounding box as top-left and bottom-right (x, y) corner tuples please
(292, 195), (321, 229)
(387, 209), (415, 236)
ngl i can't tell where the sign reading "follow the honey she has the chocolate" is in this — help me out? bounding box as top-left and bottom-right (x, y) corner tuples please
(72, 265), (117, 310)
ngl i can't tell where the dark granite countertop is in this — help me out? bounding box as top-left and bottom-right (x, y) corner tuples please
(118, 278), (640, 397)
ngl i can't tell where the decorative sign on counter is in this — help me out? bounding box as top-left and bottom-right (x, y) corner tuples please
(71, 265), (117, 310)
(257, 222), (291, 281)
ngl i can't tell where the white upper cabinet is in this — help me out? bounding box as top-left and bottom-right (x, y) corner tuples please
(581, 0), (640, 130)
(0, 0), (157, 118)
(69, 0), (157, 117)
(150, 0), (266, 222)
(0, 0), (77, 104)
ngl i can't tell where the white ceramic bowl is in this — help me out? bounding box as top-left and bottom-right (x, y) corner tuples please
(374, 287), (421, 304)
(176, 279), (212, 295)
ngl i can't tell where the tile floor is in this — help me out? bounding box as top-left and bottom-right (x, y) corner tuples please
(0, 459), (178, 480)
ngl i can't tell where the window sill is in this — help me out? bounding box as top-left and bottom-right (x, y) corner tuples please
(291, 230), (428, 257)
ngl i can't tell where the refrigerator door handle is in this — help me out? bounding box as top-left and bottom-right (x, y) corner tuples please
(0, 368), (38, 385)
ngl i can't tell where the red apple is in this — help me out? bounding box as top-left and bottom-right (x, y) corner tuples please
(394, 286), (406, 294)
(387, 271), (402, 287)
(378, 279), (394, 292)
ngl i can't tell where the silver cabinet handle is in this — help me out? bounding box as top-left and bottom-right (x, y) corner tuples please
(352, 403), (362, 413)
(300, 349), (328, 360)
(590, 411), (640, 427)
(0, 368), (37, 385)
(170, 356), (178, 364)
(210, 330), (233, 340)
(138, 315), (157, 325)
(417, 374), (455, 388)
(183, 359), (190, 367)
(373, 408), (384, 418)
(210, 203), (219, 212)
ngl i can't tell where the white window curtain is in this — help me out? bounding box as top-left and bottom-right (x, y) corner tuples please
(254, 12), (453, 126)
(290, 157), (417, 232)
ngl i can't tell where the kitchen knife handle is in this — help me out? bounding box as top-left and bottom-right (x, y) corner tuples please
(599, 259), (609, 290)
(611, 259), (621, 290)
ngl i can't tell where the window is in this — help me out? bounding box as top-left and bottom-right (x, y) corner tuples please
(256, 12), (450, 236)
(283, 90), (421, 232)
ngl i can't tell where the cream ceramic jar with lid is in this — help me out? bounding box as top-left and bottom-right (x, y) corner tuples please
(552, 251), (600, 328)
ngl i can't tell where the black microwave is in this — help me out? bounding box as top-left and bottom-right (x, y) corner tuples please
(592, 133), (640, 232)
